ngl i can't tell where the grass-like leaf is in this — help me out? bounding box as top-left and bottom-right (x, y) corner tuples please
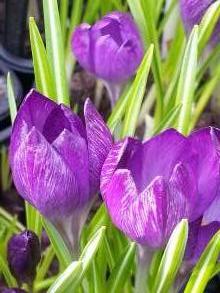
(7, 73), (17, 123)
(43, 0), (69, 105)
(152, 219), (188, 293)
(42, 219), (72, 270)
(47, 260), (82, 293)
(107, 242), (136, 293)
(29, 17), (56, 99)
(185, 231), (220, 293)
(176, 26), (198, 135)
(121, 44), (154, 137)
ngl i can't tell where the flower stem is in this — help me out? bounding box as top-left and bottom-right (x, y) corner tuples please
(103, 81), (122, 107)
(135, 245), (153, 293)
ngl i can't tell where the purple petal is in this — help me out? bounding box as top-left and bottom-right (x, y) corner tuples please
(10, 90), (57, 163)
(180, 0), (220, 45)
(42, 106), (72, 143)
(180, 0), (213, 31)
(52, 128), (90, 205)
(127, 129), (188, 192)
(103, 157), (195, 248)
(100, 137), (141, 197)
(72, 12), (143, 83)
(203, 192), (220, 223)
(189, 127), (220, 219)
(11, 127), (79, 220)
(186, 219), (220, 263)
(61, 105), (86, 139)
(104, 169), (167, 248)
(165, 162), (197, 238)
(84, 98), (112, 195)
(71, 24), (92, 73)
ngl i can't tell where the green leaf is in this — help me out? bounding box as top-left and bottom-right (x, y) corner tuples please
(0, 254), (17, 287)
(83, 0), (101, 23)
(176, 26), (198, 135)
(65, 0), (83, 82)
(153, 219), (188, 293)
(59, 0), (69, 41)
(7, 73), (17, 123)
(72, 226), (106, 290)
(140, 0), (164, 124)
(126, 0), (148, 46)
(121, 45), (154, 137)
(107, 242), (136, 293)
(190, 68), (220, 130)
(42, 218), (72, 269)
(107, 83), (131, 133)
(29, 17), (56, 99)
(198, 0), (220, 54)
(152, 104), (182, 135)
(47, 260), (82, 293)
(184, 231), (220, 293)
(43, 0), (69, 105)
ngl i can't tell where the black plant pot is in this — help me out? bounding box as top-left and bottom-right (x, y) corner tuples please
(0, 0), (44, 93)
(0, 60), (22, 144)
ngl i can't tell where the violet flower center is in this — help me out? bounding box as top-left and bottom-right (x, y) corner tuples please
(100, 19), (123, 46)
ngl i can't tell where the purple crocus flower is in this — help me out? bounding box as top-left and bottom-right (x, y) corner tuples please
(7, 230), (40, 285)
(10, 89), (112, 221)
(101, 128), (220, 249)
(180, 0), (220, 45)
(72, 12), (143, 105)
(9, 89), (112, 251)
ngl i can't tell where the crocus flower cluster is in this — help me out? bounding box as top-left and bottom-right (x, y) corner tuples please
(10, 88), (220, 265)
(101, 128), (220, 255)
(180, 0), (220, 45)
(72, 12), (143, 105)
(7, 230), (40, 285)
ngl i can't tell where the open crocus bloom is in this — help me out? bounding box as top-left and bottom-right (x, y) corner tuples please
(10, 89), (112, 221)
(180, 0), (220, 45)
(101, 128), (220, 249)
(72, 11), (143, 84)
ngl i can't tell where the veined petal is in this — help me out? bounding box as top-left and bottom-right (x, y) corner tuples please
(165, 162), (197, 238)
(128, 129), (188, 192)
(10, 90), (57, 162)
(84, 98), (112, 195)
(100, 137), (141, 196)
(52, 128), (90, 205)
(12, 127), (79, 220)
(180, 0), (213, 31)
(61, 105), (86, 139)
(42, 106), (72, 143)
(104, 169), (167, 248)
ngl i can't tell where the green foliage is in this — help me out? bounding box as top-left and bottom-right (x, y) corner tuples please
(3, 0), (220, 292)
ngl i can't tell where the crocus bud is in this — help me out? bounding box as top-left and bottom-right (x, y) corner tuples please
(7, 230), (40, 285)
(72, 12), (143, 105)
(101, 127), (220, 249)
(180, 0), (220, 45)
(9, 90), (112, 251)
